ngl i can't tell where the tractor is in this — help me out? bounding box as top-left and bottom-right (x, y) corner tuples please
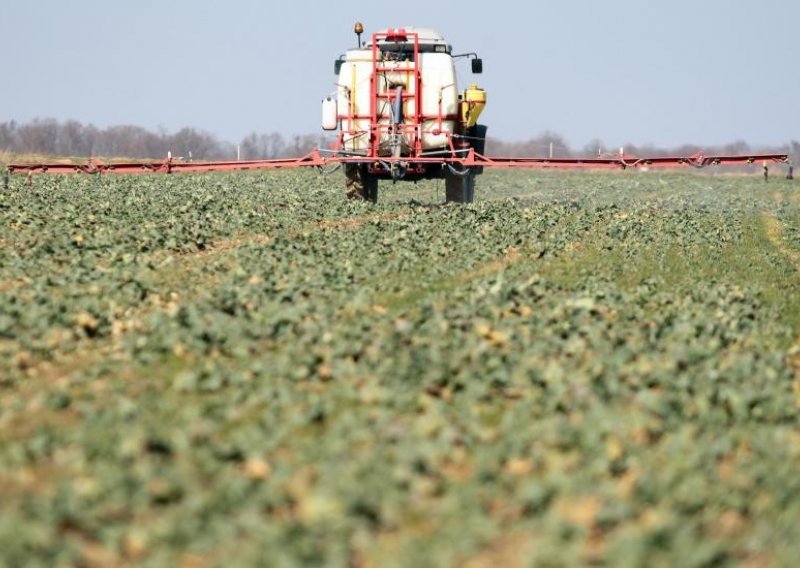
(322, 24), (487, 203)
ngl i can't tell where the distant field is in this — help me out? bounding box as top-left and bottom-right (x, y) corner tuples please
(0, 152), (162, 167)
(1, 169), (799, 566)
(0, 151), (78, 166)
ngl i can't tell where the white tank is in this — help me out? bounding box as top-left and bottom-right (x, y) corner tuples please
(419, 53), (458, 150)
(321, 96), (337, 130)
(337, 49), (374, 153)
(336, 29), (458, 154)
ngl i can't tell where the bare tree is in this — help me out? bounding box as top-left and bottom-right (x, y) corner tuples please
(582, 138), (606, 157)
(265, 132), (286, 158)
(0, 121), (17, 151)
(721, 139), (751, 156)
(17, 118), (59, 154)
(486, 131), (571, 158)
(56, 120), (94, 156)
(169, 127), (223, 160)
(240, 132), (262, 160)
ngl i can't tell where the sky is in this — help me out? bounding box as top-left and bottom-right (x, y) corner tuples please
(1, 0), (798, 149)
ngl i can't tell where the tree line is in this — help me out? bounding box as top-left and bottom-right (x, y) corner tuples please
(0, 119), (321, 161)
(1, 118), (797, 166)
(485, 130), (799, 166)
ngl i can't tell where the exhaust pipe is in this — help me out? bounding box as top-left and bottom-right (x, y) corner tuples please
(391, 86), (405, 181)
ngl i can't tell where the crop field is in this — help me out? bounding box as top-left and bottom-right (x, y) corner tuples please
(1, 169), (800, 566)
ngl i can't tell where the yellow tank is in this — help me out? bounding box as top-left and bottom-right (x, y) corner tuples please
(461, 84), (486, 128)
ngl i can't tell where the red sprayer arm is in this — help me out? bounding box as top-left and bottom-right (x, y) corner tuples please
(6, 151), (327, 175)
(5, 149), (789, 176)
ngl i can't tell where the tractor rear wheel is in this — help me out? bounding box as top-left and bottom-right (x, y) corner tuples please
(445, 168), (475, 204)
(468, 124), (488, 175)
(345, 164), (378, 203)
(470, 124), (488, 156)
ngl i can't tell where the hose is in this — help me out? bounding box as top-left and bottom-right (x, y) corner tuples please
(446, 163), (472, 177)
(452, 133), (486, 143)
(317, 163), (342, 176)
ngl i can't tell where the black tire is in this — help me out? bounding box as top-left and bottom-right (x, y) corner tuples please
(469, 124), (488, 156)
(364, 172), (378, 203)
(445, 168), (475, 204)
(345, 164), (378, 203)
(468, 124), (487, 175)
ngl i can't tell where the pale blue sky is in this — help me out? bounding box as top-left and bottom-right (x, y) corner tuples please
(2, 0), (798, 148)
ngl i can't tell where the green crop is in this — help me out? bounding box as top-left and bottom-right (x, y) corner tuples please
(1, 170), (799, 566)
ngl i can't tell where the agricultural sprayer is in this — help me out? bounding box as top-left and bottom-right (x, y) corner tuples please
(5, 24), (792, 203)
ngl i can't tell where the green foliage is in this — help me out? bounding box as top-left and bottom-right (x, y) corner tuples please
(1, 170), (799, 566)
